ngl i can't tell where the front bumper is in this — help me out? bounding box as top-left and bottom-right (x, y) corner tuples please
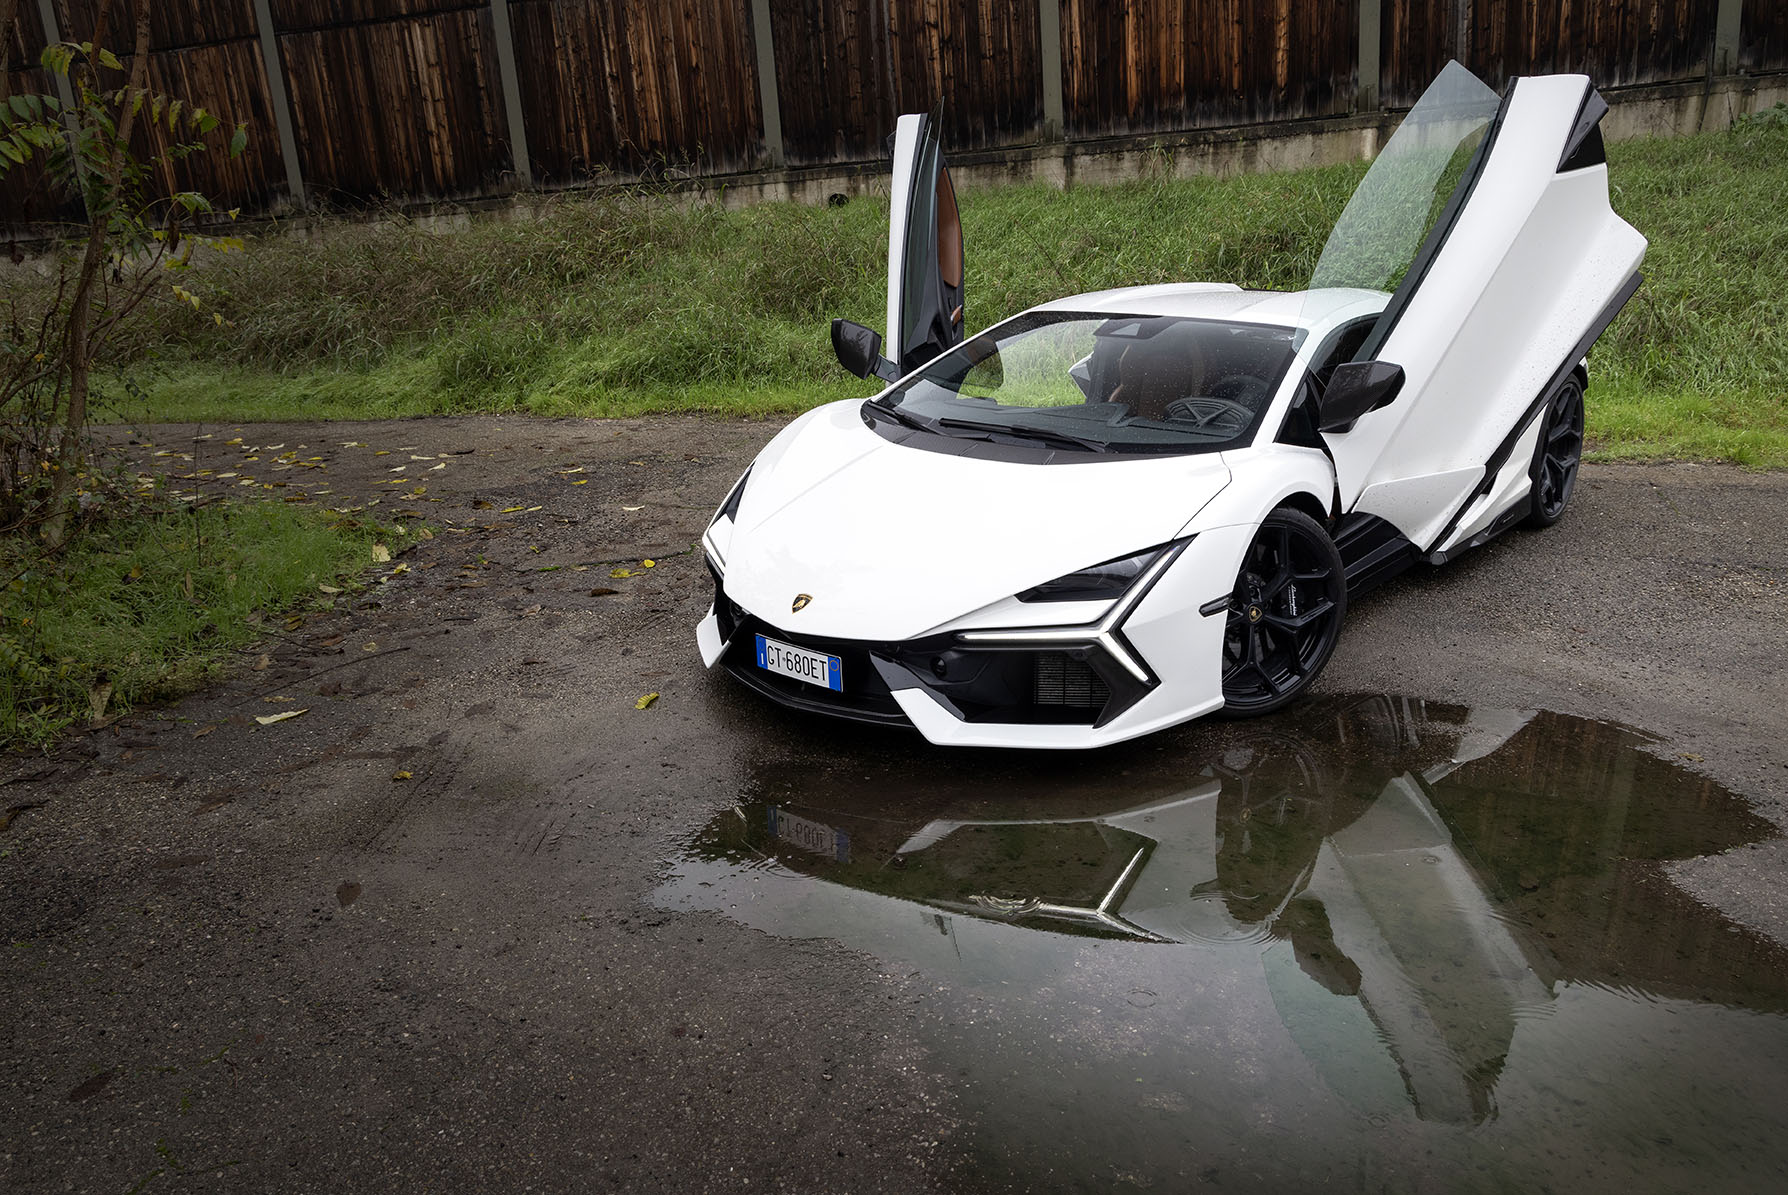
(697, 524), (1252, 749)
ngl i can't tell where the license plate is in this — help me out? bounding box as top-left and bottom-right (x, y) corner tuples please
(769, 806), (850, 863)
(755, 634), (842, 692)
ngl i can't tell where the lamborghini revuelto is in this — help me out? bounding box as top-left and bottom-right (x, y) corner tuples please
(697, 62), (1646, 748)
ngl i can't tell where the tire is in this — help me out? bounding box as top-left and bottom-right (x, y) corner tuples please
(1219, 508), (1347, 718)
(1524, 376), (1585, 528)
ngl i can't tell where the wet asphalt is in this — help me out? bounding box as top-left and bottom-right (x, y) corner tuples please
(2, 416), (1786, 1192)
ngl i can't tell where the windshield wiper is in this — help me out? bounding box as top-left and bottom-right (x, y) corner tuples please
(864, 399), (935, 433)
(935, 417), (1109, 453)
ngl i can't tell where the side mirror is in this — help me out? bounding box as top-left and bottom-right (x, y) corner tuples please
(831, 319), (899, 382)
(1318, 361), (1405, 432)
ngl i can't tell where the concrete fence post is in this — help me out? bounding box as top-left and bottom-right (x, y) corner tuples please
(488, 0), (532, 188)
(749, 0), (784, 167)
(1714, 0), (1742, 76)
(1039, 0), (1063, 140)
(32, 0), (90, 216)
(31, 0), (78, 118)
(248, 0), (306, 208)
(1357, 0), (1380, 112)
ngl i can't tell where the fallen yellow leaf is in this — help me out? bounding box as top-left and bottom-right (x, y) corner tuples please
(255, 709), (308, 725)
(392, 770), (412, 781)
(371, 544), (391, 563)
(635, 693), (659, 710)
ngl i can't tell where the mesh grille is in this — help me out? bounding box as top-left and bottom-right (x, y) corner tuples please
(1033, 653), (1111, 707)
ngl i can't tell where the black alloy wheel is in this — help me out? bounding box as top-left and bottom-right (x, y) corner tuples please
(1525, 377), (1585, 528)
(1220, 508), (1347, 717)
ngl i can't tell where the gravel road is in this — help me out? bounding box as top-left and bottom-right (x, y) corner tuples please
(2, 415), (1785, 1192)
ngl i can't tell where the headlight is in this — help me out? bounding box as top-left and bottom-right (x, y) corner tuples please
(700, 465), (750, 576)
(1017, 545), (1169, 603)
(704, 466), (753, 574)
(712, 465), (752, 527)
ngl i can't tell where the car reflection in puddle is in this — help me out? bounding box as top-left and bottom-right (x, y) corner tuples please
(657, 695), (1788, 1190)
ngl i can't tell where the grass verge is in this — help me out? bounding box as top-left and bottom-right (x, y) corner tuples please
(39, 116), (1788, 465)
(1, 500), (390, 748)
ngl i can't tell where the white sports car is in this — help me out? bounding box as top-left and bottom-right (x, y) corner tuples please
(697, 63), (1646, 749)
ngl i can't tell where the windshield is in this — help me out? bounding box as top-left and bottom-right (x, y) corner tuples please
(872, 311), (1300, 456)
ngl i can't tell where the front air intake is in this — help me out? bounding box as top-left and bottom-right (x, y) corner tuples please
(1034, 653), (1111, 708)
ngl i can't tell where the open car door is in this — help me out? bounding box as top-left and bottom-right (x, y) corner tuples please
(1311, 62), (1647, 553)
(884, 112), (965, 376)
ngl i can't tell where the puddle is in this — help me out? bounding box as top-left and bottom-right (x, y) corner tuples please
(658, 695), (1788, 1190)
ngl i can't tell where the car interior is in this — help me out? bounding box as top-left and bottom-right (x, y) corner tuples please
(1076, 317), (1301, 433)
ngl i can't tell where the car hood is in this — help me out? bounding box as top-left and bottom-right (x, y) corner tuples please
(722, 401), (1232, 640)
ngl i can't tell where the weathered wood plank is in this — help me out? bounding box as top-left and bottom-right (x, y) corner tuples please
(768, 0), (1038, 166)
(271, 1), (484, 33)
(278, 6), (507, 202)
(55, 1), (258, 52)
(2, 0), (1761, 228)
(507, 1), (760, 182)
(1741, 0), (1788, 72)
(1060, 0), (1357, 136)
(1385, 1), (1716, 103)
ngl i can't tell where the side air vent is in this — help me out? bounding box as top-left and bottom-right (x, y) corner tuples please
(1558, 87), (1609, 172)
(1034, 653), (1111, 708)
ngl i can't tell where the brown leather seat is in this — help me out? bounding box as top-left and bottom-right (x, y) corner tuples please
(1109, 333), (1205, 421)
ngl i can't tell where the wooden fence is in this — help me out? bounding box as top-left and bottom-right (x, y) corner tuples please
(3, 0), (1784, 229)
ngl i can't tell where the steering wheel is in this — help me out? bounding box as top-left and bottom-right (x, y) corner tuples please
(1165, 395), (1255, 431)
(1209, 373), (1275, 405)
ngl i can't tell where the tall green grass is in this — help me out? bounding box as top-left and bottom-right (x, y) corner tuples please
(64, 118), (1788, 464)
(0, 502), (388, 746)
